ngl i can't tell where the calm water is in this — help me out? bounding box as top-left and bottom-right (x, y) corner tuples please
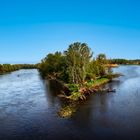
(0, 66), (140, 140)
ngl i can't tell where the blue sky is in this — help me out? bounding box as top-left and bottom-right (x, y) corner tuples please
(0, 0), (140, 63)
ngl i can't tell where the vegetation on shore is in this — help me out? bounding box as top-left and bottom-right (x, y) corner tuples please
(66, 77), (110, 100)
(0, 64), (37, 75)
(39, 42), (119, 99)
(38, 42), (120, 117)
(110, 59), (140, 65)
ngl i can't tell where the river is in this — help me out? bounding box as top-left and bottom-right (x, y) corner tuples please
(0, 66), (140, 140)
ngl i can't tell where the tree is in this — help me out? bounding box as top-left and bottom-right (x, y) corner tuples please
(0, 64), (3, 73)
(86, 60), (100, 80)
(96, 54), (107, 64)
(96, 53), (108, 76)
(39, 52), (68, 82)
(65, 42), (93, 85)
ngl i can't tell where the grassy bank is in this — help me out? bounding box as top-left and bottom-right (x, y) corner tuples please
(64, 77), (110, 101)
(86, 78), (110, 88)
(58, 77), (111, 118)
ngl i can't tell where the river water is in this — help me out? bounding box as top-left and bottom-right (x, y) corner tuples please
(0, 66), (140, 140)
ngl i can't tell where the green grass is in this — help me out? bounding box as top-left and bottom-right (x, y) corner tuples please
(66, 78), (110, 101)
(92, 78), (110, 87)
(85, 78), (109, 88)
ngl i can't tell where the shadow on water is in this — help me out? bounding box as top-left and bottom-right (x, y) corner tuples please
(43, 80), (63, 104)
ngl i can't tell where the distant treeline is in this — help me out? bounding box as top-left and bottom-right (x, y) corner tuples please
(110, 59), (140, 65)
(0, 64), (37, 74)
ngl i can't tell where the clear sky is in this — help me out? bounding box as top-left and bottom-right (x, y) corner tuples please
(0, 0), (140, 64)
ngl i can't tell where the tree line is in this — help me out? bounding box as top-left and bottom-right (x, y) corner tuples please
(0, 64), (36, 75)
(110, 59), (140, 65)
(39, 42), (112, 85)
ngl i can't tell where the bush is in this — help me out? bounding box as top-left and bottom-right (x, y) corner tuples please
(69, 92), (81, 101)
(67, 84), (79, 92)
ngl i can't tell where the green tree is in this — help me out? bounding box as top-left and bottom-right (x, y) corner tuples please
(0, 64), (3, 74)
(96, 54), (107, 64)
(65, 42), (93, 85)
(86, 60), (100, 80)
(96, 53), (108, 76)
(39, 52), (68, 82)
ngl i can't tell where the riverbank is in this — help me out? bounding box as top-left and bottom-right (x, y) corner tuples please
(59, 73), (121, 100)
(58, 77), (114, 118)
(68, 78), (110, 100)
(58, 72), (122, 118)
(0, 64), (37, 75)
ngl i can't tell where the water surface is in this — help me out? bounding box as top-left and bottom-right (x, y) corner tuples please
(0, 66), (140, 140)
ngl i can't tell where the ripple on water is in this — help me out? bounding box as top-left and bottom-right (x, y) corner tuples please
(0, 67), (140, 139)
